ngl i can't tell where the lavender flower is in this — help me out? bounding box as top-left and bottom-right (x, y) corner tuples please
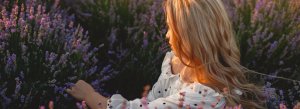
(0, 0), (110, 108)
(4, 53), (17, 74)
(223, 0), (300, 107)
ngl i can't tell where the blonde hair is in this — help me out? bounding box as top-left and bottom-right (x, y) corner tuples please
(164, 0), (266, 108)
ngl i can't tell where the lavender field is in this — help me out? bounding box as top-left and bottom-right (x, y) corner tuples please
(0, 0), (299, 108)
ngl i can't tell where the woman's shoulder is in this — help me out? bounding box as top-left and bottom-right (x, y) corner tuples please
(158, 51), (178, 81)
(161, 51), (174, 70)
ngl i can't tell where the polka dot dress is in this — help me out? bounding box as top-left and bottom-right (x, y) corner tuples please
(107, 51), (226, 109)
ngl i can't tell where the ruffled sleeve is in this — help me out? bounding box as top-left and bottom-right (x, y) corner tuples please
(158, 51), (178, 81)
(107, 83), (226, 109)
(106, 51), (174, 108)
(146, 51), (176, 101)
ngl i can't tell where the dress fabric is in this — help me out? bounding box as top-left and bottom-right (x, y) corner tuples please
(106, 51), (226, 109)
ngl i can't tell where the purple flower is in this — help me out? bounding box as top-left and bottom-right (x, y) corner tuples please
(86, 66), (98, 76)
(5, 53), (17, 73)
(267, 41), (278, 55)
(14, 77), (22, 95)
(108, 28), (117, 47)
(0, 0), (102, 107)
(48, 52), (58, 64)
(76, 102), (83, 109)
(91, 79), (100, 86)
(6, 53), (16, 65)
(142, 31), (149, 48)
(20, 95), (25, 103)
(58, 53), (69, 65)
(0, 88), (12, 109)
(101, 76), (112, 81)
(102, 64), (111, 72)
(255, 0), (264, 12)
(92, 56), (98, 64)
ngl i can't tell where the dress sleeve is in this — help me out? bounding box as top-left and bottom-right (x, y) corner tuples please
(107, 83), (226, 109)
(158, 51), (175, 81)
(105, 51), (173, 109)
(146, 51), (176, 101)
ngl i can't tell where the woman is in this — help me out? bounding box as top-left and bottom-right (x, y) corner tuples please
(66, 0), (266, 108)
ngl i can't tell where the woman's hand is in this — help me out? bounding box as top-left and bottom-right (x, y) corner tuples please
(66, 80), (95, 101)
(66, 80), (108, 109)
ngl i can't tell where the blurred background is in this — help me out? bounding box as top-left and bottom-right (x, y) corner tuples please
(0, 0), (299, 108)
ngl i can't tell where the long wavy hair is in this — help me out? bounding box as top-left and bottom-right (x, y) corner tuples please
(163, 0), (266, 108)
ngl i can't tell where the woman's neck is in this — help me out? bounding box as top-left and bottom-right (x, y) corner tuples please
(171, 56), (195, 83)
(179, 67), (195, 83)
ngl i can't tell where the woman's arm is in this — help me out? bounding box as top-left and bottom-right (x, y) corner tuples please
(84, 91), (108, 109)
(66, 80), (108, 109)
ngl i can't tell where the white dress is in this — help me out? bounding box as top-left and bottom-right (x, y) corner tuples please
(106, 51), (226, 109)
